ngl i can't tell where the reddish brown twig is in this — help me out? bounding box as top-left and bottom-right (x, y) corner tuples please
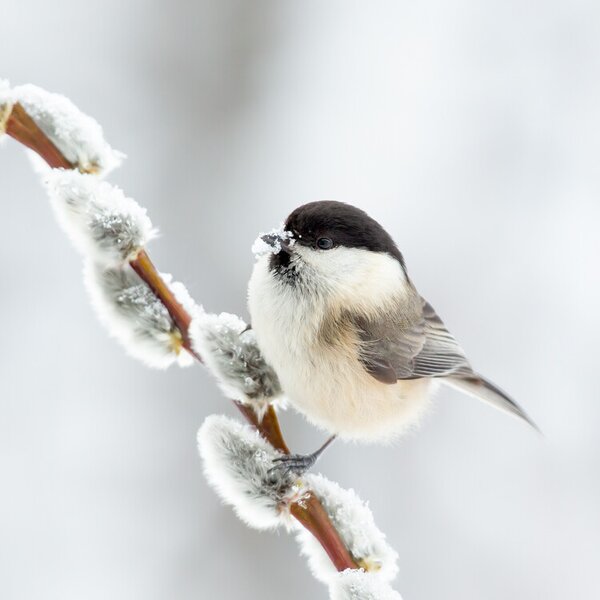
(5, 103), (74, 169)
(3, 100), (359, 573)
(235, 402), (290, 454)
(129, 249), (197, 356)
(290, 492), (357, 570)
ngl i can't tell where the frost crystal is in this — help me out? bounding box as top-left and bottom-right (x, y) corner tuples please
(251, 223), (295, 257)
(84, 260), (195, 369)
(198, 415), (301, 530)
(0, 82), (123, 175)
(295, 474), (399, 584)
(329, 570), (403, 600)
(190, 312), (282, 414)
(46, 169), (156, 266)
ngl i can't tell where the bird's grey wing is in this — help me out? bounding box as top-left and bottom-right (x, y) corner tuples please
(354, 298), (473, 382)
(412, 300), (474, 378)
(353, 299), (538, 429)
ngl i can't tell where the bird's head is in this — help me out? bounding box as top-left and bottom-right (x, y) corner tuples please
(254, 201), (409, 305)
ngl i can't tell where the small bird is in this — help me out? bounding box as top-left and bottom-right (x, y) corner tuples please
(248, 201), (536, 474)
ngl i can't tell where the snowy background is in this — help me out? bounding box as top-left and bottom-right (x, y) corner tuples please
(1, 1), (600, 599)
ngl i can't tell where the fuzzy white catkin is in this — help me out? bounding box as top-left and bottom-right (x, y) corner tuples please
(84, 260), (196, 369)
(0, 81), (123, 175)
(329, 570), (403, 600)
(198, 415), (301, 530)
(190, 311), (283, 414)
(46, 169), (156, 267)
(295, 474), (399, 585)
(0, 79), (11, 134)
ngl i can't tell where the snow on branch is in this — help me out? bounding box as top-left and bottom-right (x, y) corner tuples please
(329, 570), (403, 600)
(2, 80), (409, 599)
(198, 415), (300, 529)
(47, 169), (156, 267)
(190, 312), (283, 415)
(84, 260), (197, 368)
(296, 474), (399, 584)
(199, 415), (402, 595)
(0, 80), (11, 133)
(0, 81), (123, 175)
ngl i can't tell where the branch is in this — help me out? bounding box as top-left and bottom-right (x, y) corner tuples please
(0, 87), (361, 579)
(290, 492), (359, 571)
(199, 416), (400, 595)
(5, 103), (74, 169)
(235, 401), (290, 454)
(1, 96), (286, 449)
(129, 249), (197, 357)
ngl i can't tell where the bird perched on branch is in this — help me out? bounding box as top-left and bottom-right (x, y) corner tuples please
(248, 201), (536, 474)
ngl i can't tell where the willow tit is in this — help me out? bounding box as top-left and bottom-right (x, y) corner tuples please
(248, 201), (535, 472)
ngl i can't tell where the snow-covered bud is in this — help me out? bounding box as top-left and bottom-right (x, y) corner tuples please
(46, 169), (156, 267)
(0, 82), (123, 175)
(190, 312), (283, 415)
(84, 260), (196, 369)
(295, 474), (399, 584)
(329, 570), (402, 600)
(0, 79), (12, 134)
(251, 223), (295, 257)
(198, 415), (301, 530)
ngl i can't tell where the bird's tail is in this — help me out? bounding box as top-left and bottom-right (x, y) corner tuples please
(444, 375), (540, 432)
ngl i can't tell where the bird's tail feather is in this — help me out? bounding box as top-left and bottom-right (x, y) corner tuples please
(445, 375), (540, 432)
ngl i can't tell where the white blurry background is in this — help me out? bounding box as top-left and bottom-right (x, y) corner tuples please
(1, 2), (599, 599)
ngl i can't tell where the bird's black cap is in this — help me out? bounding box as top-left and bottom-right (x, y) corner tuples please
(285, 200), (405, 268)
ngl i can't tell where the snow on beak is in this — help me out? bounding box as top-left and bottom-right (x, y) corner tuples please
(260, 233), (293, 255)
(252, 226), (295, 258)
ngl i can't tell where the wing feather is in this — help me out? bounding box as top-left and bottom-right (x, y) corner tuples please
(353, 295), (537, 429)
(355, 297), (472, 382)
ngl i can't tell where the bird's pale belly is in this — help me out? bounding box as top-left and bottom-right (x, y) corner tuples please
(263, 334), (433, 442)
(248, 255), (433, 441)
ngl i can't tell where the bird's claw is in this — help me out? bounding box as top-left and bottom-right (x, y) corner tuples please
(269, 453), (318, 479)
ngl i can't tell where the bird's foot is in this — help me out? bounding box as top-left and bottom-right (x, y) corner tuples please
(270, 452), (319, 479)
(269, 435), (336, 479)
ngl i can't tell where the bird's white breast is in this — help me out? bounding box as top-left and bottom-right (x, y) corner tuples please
(247, 251), (433, 442)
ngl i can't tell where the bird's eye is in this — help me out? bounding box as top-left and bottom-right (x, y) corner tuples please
(316, 237), (334, 250)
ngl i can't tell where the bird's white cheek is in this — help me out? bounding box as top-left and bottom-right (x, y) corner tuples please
(298, 246), (410, 316)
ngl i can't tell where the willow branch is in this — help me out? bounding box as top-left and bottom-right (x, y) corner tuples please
(290, 492), (358, 571)
(129, 249), (197, 356)
(235, 401), (290, 454)
(5, 103), (74, 169)
(3, 101), (359, 573)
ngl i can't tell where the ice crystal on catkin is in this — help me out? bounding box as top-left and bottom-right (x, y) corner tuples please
(0, 82), (123, 174)
(46, 169), (155, 266)
(295, 474), (399, 584)
(190, 312), (282, 414)
(329, 570), (402, 600)
(198, 415), (300, 530)
(84, 260), (194, 369)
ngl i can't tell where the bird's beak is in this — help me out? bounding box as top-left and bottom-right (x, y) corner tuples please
(260, 233), (293, 255)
